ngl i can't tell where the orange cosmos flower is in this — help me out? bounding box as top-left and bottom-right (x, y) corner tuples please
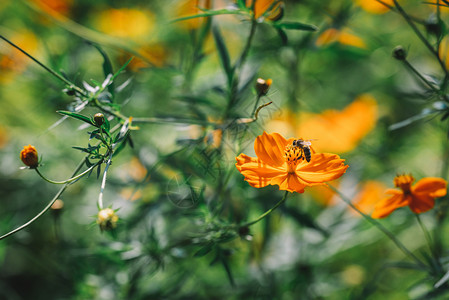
(20, 145), (39, 168)
(372, 174), (447, 219)
(316, 28), (366, 49)
(355, 0), (394, 14)
(235, 132), (348, 193)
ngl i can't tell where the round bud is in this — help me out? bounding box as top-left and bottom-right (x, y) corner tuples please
(20, 145), (39, 168)
(96, 208), (119, 231)
(392, 46), (407, 61)
(255, 78), (273, 97)
(94, 113), (105, 126)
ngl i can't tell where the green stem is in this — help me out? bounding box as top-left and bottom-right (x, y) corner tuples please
(402, 59), (440, 94)
(0, 34), (86, 96)
(34, 163), (97, 184)
(0, 159), (86, 241)
(392, 0), (449, 79)
(415, 214), (437, 260)
(97, 152), (113, 210)
(327, 184), (428, 269)
(239, 190), (289, 228)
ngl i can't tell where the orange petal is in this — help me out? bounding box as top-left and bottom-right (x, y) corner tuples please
(371, 192), (409, 218)
(236, 153), (286, 188)
(271, 173), (307, 193)
(409, 194), (435, 214)
(295, 153), (348, 184)
(254, 132), (288, 167)
(413, 177), (447, 198)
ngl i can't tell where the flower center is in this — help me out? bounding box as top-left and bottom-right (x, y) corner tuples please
(284, 145), (304, 173)
(394, 174), (415, 194)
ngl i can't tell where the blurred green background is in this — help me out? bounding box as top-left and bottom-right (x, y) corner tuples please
(1, 0), (449, 299)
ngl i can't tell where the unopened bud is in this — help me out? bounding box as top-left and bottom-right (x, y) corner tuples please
(255, 78), (272, 96)
(96, 208), (119, 231)
(20, 145), (39, 168)
(94, 113), (105, 126)
(392, 46), (407, 61)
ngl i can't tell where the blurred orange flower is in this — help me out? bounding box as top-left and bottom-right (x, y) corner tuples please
(247, 0), (283, 20)
(296, 94), (378, 153)
(355, 0), (394, 14)
(353, 181), (387, 215)
(31, 0), (73, 17)
(175, 0), (212, 30)
(372, 174), (447, 218)
(0, 30), (39, 82)
(96, 8), (155, 39)
(316, 28), (366, 49)
(20, 145), (39, 168)
(235, 132), (348, 193)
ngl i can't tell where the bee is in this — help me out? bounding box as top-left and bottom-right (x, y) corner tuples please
(292, 139), (315, 162)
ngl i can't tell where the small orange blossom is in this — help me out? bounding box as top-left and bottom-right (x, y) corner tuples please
(20, 145), (39, 168)
(372, 174), (447, 218)
(235, 132), (348, 193)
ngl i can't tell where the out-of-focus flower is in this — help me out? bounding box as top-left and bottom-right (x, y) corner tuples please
(235, 132), (348, 193)
(372, 174), (447, 218)
(96, 208), (119, 231)
(246, 0), (284, 20)
(355, 0), (394, 14)
(316, 28), (366, 49)
(20, 145), (39, 168)
(296, 94), (378, 153)
(0, 30), (39, 82)
(0, 126), (9, 149)
(352, 181), (387, 215)
(51, 199), (64, 210)
(31, 0), (73, 17)
(175, 0), (212, 30)
(95, 8), (155, 40)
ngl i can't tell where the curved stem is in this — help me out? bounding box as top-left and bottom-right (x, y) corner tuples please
(239, 190), (289, 228)
(327, 184), (428, 269)
(0, 159), (86, 241)
(34, 163), (97, 184)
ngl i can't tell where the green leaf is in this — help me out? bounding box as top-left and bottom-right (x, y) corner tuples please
(91, 43), (115, 99)
(58, 111), (95, 126)
(273, 21), (318, 31)
(389, 108), (438, 131)
(194, 243), (214, 257)
(212, 25), (233, 85)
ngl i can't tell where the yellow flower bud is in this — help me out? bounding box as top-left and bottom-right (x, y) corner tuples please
(20, 145), (39, 168)
(96, 208), (119, 231)
(255, 78), (272, 97)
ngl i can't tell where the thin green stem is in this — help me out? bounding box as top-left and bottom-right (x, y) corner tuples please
(34, 163), (97, 184)
(402, 59), (440, 94)
(327, 184), (428, 269)
(251, 95), (262, 117)
(392, 0), (449, 78)
(415, 214), (436, 259)
(0, 34), (86, 96)
(97, 152), (113, 210)
(239, 191), (289, 228)
(0, 159), (86, 241)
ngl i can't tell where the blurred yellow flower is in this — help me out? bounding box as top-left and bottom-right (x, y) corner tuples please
(316, 28), (366, 49)
(296, 94), (378, 153)
(355, 0), (394, 14)
(96, 8), (155, 39)
(246, 0), (284, 20)
(96, 208), (119, 231)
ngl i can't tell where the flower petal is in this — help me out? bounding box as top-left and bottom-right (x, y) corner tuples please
(371, 192), (410, 219)
(271, 173), (307, 193)
(409, 194), (435, 214)
(295, 153), (348, 184)
(413, 177), (447, 198)
(236, 153), (286, 188)
(254, 132), (288, 167)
